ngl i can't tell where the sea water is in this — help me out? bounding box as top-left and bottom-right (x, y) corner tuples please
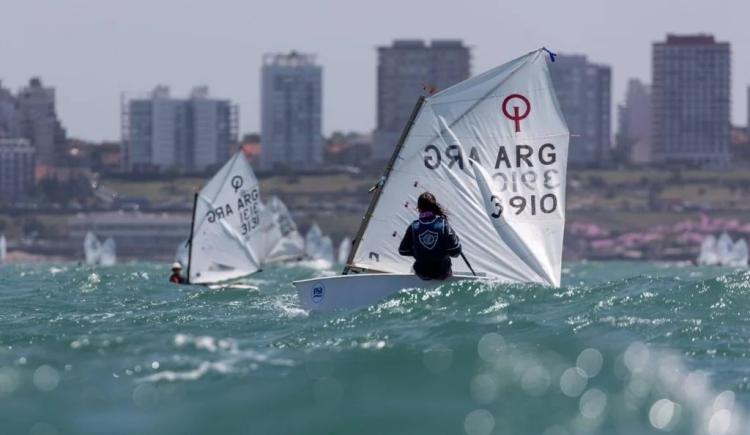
(1, 262), (749, 435)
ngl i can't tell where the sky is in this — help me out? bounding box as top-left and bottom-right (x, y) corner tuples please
(0, 0), (748, 142)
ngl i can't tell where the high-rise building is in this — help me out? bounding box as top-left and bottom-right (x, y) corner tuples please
(0, 138), (35, 202)
(549, 54), (611, 167)
(652, 34), (730, 167)
(616, 79), (652, 164)
(0, 82), (20, 139)
(373, 40), (470, 160)
(261, 51), (323, 171)
(123, 86), (237, 172)
(16, 78), (67, 166)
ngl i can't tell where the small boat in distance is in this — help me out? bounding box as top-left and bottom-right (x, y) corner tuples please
(0, 234), (6, 264)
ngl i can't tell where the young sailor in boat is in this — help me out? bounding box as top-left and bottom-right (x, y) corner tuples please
(169, 262), (187, 284)
(398, 192), (462, 280)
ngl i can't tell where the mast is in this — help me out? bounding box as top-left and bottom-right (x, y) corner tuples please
(343, 96), (426, 274)
(185, 193), (199, 284)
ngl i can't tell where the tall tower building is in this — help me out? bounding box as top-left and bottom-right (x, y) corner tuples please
(549, 54), (611, 167)
(652, 34), (730, 167)
(373, 40), (470, 160)
(16, 78), (66, 166)
(261, 52), (323, 171)
(123, 86), (237, 172)
(617, 79), (652, 164)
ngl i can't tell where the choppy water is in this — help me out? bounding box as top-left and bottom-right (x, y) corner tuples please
(2, 262), (750, 435)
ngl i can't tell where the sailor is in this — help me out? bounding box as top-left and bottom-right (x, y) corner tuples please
(398, 192), (462, 280)
(169, 262), (187, 284)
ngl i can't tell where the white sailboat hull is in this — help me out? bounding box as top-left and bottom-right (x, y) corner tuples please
(293, 273), (486, 311)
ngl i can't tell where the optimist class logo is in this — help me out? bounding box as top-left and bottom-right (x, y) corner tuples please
(502, 94), (531, 133)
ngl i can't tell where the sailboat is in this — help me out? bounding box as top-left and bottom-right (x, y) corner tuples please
(0, 234), (6, 264)
(175, 238), (189, 267)
(697, 234), (719, 266)
(99, 238), (117, 266)
(303, 223), (335, 268)
(337, 236), (352, 264)
(185, 151), (277, 285)
(725, 239), (748, 267)
(294, 48), (569, 310)
(83, 231), (101, 265)
(716, 232), (734, 266)
(263, 196), (306, 265)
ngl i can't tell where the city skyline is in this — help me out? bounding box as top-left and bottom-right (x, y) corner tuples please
(1, 0), (749, 142)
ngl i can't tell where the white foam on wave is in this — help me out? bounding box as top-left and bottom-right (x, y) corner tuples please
(137, 333), (296, 383)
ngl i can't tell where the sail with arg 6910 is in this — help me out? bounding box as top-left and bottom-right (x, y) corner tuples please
(347, 49), (569, 287)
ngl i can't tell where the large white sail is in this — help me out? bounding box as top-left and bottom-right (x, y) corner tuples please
(83, 231), (101, 265)
(348, 49), (569, 286)
(0, 234), (6, 263)
(99, 238), (117, 266)
(188, 152), (269, 284)
(264, 196), (305, 264)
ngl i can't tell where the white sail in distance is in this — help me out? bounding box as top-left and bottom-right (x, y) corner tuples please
(726, 238), (748, 267)
(188, 151), (269, 284)
(175, 239), (189, 267)
(99, 238), (117, 266)
(84, 231), (101, 265)
(338, 236), (352, 264)
(697, 235), (719, 266)
(264, 196), (305, 264)
(0, 234), (6, 263)
(348, 49), (569, 286)
(717, 232), (733, 266)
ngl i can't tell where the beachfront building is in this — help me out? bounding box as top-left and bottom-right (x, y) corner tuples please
(549, 54), (611, 167)
(652, 34), (730, 167)
(260, 51), (323, 171)
(373, 40), (470, 161)
(617, 79), (652, 165)
(123, 86), (237, 173)
(0, 78), (66, 167)
(0, 138), (36, 202)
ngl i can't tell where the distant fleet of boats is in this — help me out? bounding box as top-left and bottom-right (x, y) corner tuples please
(83, 231), (117, 266)
(697, 233), (748, 267)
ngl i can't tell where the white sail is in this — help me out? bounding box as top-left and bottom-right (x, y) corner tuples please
(348, 49), (569, 286)
(175, 238), (189, 267)
(716, 232), (734, 266)
(338, 236), (352, 264)
(263, 196), (305, 264)
(697, 234), (719, 266)
(188, 151), (269, 284)
(0, 234), (6, 263)
(305, 223), (324, 259)
(320, 235), (335, 264)
(83, 231), (101, 265)
(99, 238), (117, 266)
(726, 239), (748, 267)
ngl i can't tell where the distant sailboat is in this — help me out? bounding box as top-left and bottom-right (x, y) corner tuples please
(263, 196), (306, 265)
(304, 223), (335, 267)
(726, 239), (748, 267)
(337, 236), (352, 264)
(185, 151), (276, 284)
(697, 235), (719, 266)
(716, 232), (734, 266)
(99, 238), (117, 266)
(0, 234), (6, 264)
(83, 231), (101, 265)
(175, 239), (189, 267)
(294, 48), (569, 310)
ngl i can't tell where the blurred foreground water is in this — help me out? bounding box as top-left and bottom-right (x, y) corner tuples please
(1, 261), (750, 435)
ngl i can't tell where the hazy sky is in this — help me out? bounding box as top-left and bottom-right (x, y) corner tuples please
(1, 0), (748, 141)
